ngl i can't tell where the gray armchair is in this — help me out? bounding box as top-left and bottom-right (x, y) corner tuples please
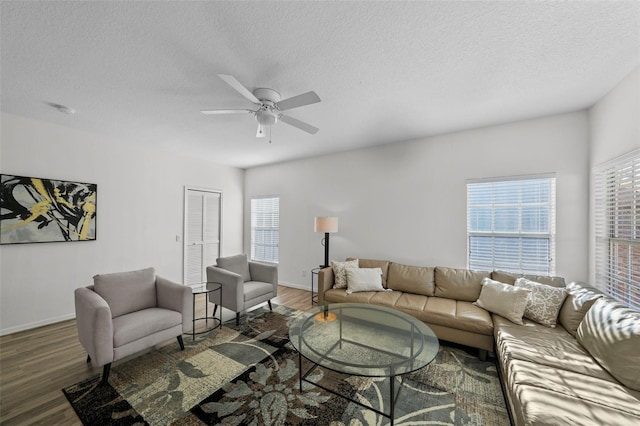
(206, 254), (278, 325)
(74, 267), (192, 385)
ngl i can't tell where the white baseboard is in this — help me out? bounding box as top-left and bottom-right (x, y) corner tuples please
(0, 312), (75, 336)
(1, 283), (312, 336)
(278, 281), (310, 292)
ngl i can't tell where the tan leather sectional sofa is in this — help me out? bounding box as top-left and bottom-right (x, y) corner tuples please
(317, 258), (640, 425)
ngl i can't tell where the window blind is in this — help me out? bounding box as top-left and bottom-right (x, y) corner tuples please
(594, 149), (640, 309)
(467, 175), (556, 275)
(251, 196), (279, 263)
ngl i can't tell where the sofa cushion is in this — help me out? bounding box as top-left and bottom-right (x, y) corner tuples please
(577, 298), (640, 391)
(507, 359), (640, 426)
(345, 268), (387, 294)
(386, 263), (435, 296)
(217, 254), (251, 282)
(514, 278), (567, 328)
(368, 290), (403, 308)
(474, 278), (531, 325)
(491, 270), (565, 287)
(93, 267), (157, 318)
(395, 292), (429, 313)
(434, 267), (488, 301)
(494, 315), (615, 381)
(558, 282), (603, 337)
(451, 301), (493, 335)
(331, 259), (359, 289)
(324, 288), (376, 304)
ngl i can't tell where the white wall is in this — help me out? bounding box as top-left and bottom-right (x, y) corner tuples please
(245, 111), (590, 290)
(588, 66), (640, 284)
(0, 113), (245, 334)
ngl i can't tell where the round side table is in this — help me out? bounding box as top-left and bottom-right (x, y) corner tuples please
(311, 268), (321, 305)
(189, 282), (222, 340)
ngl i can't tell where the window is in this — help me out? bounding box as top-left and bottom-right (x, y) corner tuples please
(467, 175), (556, 275)
(594, 149), (640, 309)
(251, 196), (279, 263)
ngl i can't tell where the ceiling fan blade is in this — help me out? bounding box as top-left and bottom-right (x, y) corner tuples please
(200, 109), (254, 115)
(275, 91), (321, 111)
(256, 124), (267, 138)
(218, 74), (260, 104)
(280, 115), (319, 134)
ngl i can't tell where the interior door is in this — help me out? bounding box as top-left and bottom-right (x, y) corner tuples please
(184, 188), (221, 284)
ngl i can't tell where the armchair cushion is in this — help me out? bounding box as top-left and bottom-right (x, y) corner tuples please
(112, 308), (182, 347)
(244, 281), (276, 301)
(93, 267), (157, 318)
(217, 254), (251, 282)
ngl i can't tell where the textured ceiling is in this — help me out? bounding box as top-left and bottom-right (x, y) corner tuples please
(1, 1), (638, 169)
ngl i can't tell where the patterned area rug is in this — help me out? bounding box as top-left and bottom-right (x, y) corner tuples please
(63, 305), (508, 425)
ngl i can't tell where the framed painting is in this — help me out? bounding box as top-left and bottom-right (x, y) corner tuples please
(0, 174), (97, 244)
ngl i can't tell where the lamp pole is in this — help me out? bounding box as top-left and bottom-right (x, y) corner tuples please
(322, 232), (330, 268)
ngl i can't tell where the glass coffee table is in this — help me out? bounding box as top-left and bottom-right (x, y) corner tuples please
(289, 303), (439, 425)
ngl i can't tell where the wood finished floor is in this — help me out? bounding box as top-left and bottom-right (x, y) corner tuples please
(0, 285), (313, 425)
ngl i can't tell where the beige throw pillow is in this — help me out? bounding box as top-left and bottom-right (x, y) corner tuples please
(514, 277), (568, 328)
(331, 259), (359, 289)
(474, 278), (531, 325)
(345, 267), (387, 294)
(558, 282), (603, 336)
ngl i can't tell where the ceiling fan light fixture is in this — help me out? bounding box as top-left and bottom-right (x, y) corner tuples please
(256, 110), (278, 126)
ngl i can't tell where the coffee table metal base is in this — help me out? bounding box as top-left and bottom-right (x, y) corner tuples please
(296, 341), (404, 426)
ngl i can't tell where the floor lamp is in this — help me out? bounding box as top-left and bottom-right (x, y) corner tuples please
(314, 216), (338, 268)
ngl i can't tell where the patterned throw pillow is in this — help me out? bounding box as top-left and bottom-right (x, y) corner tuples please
(514, 277), (568, 327)
(331, 259), (359, 289)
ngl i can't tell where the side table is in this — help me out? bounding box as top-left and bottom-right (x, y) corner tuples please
(311, 268), (321, 305)
(189, 282), (222, 340)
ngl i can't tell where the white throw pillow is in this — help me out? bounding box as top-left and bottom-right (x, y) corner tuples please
(331, 259), (359, 289)
(514, 277), (568, 328)
(474, 278), (531, 325)
(345, 267), (387, 294)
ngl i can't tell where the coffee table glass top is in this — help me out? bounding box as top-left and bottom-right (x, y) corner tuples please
(289, 303), (439, 377)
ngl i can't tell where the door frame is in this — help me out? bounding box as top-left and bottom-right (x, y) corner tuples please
(183, 186), (223, 284)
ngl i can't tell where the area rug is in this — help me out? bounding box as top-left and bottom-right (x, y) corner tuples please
(63, 305), (509, 425)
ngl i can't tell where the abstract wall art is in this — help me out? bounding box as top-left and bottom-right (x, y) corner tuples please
(0, 174), (97, 244)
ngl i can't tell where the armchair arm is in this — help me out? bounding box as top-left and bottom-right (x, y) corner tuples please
(317, 267), (334, 305)
(207, 266), (244, 312)
(249, 261), (278, 294)
(74, 287), (114, 367)
(156, 276), (193, 333)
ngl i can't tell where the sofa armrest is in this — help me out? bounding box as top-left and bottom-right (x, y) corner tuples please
(74, 287), (114, 367)
(156, 276), (193, 333)
(207, 266), (244, 312)
(317, 267), (334, 305)
(249, 261), (278, 294)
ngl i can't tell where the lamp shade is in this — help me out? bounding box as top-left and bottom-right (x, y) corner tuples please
(314, 216), (338, 233)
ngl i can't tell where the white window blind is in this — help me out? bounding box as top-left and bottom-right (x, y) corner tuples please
(467, 175), (556, 275)
(251, 196), (279, 263)
(594, 148), (640, 309)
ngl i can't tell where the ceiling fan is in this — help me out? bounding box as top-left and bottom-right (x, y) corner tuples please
(201, 74), (321, 138)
